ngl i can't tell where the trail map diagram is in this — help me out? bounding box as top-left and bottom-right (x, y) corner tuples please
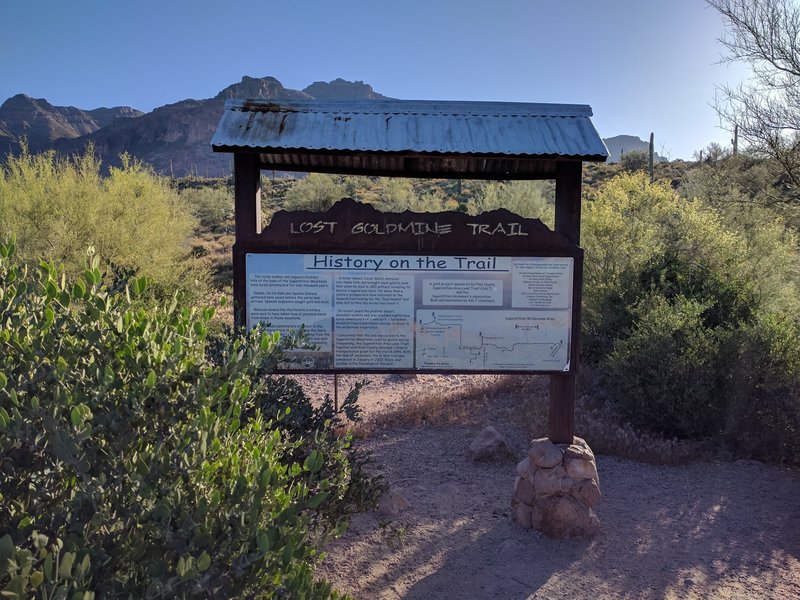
(415, 309), (570, 371)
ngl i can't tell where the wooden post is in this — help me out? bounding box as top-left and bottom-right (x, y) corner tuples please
(234, 153), (262, 238)
(550, 160), (583, 444)
(232, 153), (262, 328)
(334, 374), (339, 413)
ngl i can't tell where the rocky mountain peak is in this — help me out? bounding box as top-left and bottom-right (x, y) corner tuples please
(215, 76), (311, 102)
(302, 78), (390, 100)
(0, 93), (144, 151)
(1, 94), (40, 110)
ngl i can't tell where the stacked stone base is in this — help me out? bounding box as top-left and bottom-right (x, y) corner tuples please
(512, 436), (600, 538)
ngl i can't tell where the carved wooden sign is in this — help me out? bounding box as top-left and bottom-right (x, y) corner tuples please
(233, 198), (582, 374)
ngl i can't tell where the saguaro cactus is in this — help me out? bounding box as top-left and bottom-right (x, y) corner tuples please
(648, 132), (654, 183)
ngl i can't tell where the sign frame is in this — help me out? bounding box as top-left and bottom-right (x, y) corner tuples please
(233, 198), (583, 375)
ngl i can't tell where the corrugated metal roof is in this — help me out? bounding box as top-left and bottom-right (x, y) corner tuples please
(212, 99), (608, 161)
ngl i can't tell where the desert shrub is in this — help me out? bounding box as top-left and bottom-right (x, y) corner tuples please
(284, 173), (346, 212)
(0, 147), (195, 292)
(619, 149), (649, 173)
(244, 376), (385, 523)
(634, 252), (759, 329)
(368, 178), (418, 212)
(723, 314), (800, 462)
(407, 190), (452, 212)
(0, 241), (379, 598)
(583, 172), (800, 459)
(180, 184), (234, 230)
(341, 177), (456, 213)
(250, 377), (365, 435)
(338, 175), (377, 203)
(681, 154), (800, 253)
(467, 181), (554, 226)
(279, 174), (459, 214)
(603, 296), (728, 438)
(582, 172), (767, 360)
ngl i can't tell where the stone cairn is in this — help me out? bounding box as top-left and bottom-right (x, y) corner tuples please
(511, 436), (601, 538)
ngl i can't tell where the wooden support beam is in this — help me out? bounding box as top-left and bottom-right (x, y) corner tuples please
(554, 161), (582, 246)
(549, 160), (583, 444)
(233, 153), (262, 327)
(549, 375), (576, 444)
(234, 153), (262, 239)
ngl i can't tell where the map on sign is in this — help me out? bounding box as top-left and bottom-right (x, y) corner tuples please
(246, 253), (574, 372)
(416, 309), (569, 370)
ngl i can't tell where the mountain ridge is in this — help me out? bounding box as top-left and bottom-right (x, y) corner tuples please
(1, 76), (644, 176)
(0, 94), (143, 154)
(1, 76), (396, 176)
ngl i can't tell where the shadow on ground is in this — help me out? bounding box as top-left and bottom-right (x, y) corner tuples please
(319, 425), (800, 599)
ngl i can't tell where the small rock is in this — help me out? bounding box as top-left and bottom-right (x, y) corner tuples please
(469, 426), (512, 461)
(516, 456), (533, 479)
(378, 487), (410, 517)
(564, 456), (599, 484)
(572, 436), (591, 451)
(564, 444), (595, 462)
(533, 465), (571, 497)
(573, 478), (601, 508)
(498, 538), (525, 561)
(513, 500), (532, 528)
(536, 495), (600, 538)
(499, 538), (522, 558)
(528, 437), (564, 469)
(515, 476), (536, 505)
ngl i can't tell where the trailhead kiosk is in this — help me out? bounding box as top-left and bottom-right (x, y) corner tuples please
(212, 99), (608, 536)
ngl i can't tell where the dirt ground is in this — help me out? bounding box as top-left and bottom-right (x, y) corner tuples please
(298, 374), (800, 600)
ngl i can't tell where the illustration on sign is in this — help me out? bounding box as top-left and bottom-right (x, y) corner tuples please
(246, 253), (573, 372)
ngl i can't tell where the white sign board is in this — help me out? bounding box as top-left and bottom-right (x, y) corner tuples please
(246, 253), (573, 372)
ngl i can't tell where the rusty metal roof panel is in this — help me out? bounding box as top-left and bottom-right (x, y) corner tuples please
(211, 99), (608, 161)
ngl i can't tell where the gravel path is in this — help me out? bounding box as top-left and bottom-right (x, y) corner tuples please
(302, 375), (800, 599)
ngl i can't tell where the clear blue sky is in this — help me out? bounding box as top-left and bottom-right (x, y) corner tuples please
(2, 0), (748, 160)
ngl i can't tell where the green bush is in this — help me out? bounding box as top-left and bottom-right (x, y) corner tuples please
(0, 240), (379, 598)
(283, 173), (346, 212)
(603, 296), (727, 438)
(467, 181), (554, 227)
(583, 173), (800, 459)
(367, 178), (418, 212)
(618, 149), (649, 173)
(582, 172), (769, 361)
(724, 315), (800, 462)
(180, 185), (234, 230)
(250, 377), (364, 436)
(605, 301), (800, 456)
(0, 147), (196, 292)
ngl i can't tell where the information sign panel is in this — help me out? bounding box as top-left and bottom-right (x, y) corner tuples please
(246, 253), (573, 373)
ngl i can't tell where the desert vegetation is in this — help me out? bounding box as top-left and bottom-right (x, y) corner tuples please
(0, 147), (197, 296)
(0, 159), (387, 598)
(1, 130), (799, 596)
(0, 240), (385, 598)
(582, 171), (799, 460)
